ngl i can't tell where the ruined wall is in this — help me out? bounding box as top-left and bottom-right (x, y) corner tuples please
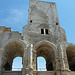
(0, 0), (75, 75)
(0, 27), (22, 48)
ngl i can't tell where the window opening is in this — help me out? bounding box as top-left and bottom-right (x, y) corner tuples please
(12, 57), (23, 71)
(30, 20), (32, 23)
(41, 29), (44, 34)
(45, 29), (48, 34)
(41, 29), (49, 35)
(37, 57), (47, 71)
(56, 23), (58, 25)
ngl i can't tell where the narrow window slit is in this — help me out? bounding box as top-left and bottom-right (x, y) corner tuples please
(41, 29), (44, 34)
(45, 29), (48, 34)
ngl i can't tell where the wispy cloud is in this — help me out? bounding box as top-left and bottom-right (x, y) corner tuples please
(4, 8), (28, 25)
(0, 6), (28, 32)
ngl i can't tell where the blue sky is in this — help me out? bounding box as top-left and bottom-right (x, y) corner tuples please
(12, 57), (46, 71)
(0, 0), (75, 71)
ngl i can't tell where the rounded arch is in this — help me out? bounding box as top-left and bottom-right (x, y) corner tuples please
(37, 23), (49, 29)
(34, 40), (57, 50)
(1, 38), (27, 50)
(2, 39), (26, 71)
(34, 40), (57, 71)
(66, 43), (75, 71)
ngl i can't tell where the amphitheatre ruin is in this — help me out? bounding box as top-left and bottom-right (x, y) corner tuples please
(0, 0), (75, 75)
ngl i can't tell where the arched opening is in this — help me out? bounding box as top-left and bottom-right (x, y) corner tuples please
(37, 57), (46, 71)
(66, 46), (75, 71)
(2, 41), (24, 71)
(12, 57), (23, 71)
(36, 43), (55, 71)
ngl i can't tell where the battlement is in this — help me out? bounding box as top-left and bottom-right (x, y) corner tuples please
(0, 26), (12, 32)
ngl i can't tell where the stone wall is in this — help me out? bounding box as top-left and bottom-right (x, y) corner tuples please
(3, 71), (22, 75)
(0, 0), (75, 75)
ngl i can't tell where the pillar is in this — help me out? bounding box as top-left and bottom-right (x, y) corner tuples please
(22, 44), (33, 75)
(55, 44), (70, 75)
(32, 50), (37, 71)
(0, 48), (4, 75)
(59, 44), (69, 70)
(22, 49), (28, 75)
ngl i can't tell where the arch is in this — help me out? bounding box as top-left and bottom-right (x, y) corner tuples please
(34, 40), (56, 50)
(1, 38), (27, 50)
(34, 40), (57, 71)
(2, 40), (25, 71)
(37, 23), (49, 29)
(66, 43), (75, 71)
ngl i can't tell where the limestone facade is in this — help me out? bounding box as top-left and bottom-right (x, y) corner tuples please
(0, 0), (75, 75)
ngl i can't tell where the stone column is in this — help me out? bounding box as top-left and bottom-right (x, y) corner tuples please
(59, 44), (65, 70)
(22, 44), (33, 75)
(26, 44), (33, 75)
(0, 48), (4, 75)
(53, 47), (60, 71)
(32, 50), (37, 72)
(56, 44), (70, 75)
(59, 44), (69, 70)
(22, 49), (28, 75)
(32, 50), (37, 75)
(63, 45), (69, 70)
(29, 44), (33, 69)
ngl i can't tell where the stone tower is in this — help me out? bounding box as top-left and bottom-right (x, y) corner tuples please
(0, 0), (75, 75)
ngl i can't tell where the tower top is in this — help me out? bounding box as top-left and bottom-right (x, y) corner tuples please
(29, 0), (35, 2)
(29, 0), (36, 6)
(29, 0), (35, 1)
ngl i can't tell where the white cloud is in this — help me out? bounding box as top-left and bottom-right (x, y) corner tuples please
(4, 8), (28, 25)
(0, 7), (28, 32)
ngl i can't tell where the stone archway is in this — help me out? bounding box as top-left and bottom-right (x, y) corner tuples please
(36, 43), (55, 71)
(34, 40), (57, 71)
(66, 44), (75, 71)
(2, 41), (25, 71)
